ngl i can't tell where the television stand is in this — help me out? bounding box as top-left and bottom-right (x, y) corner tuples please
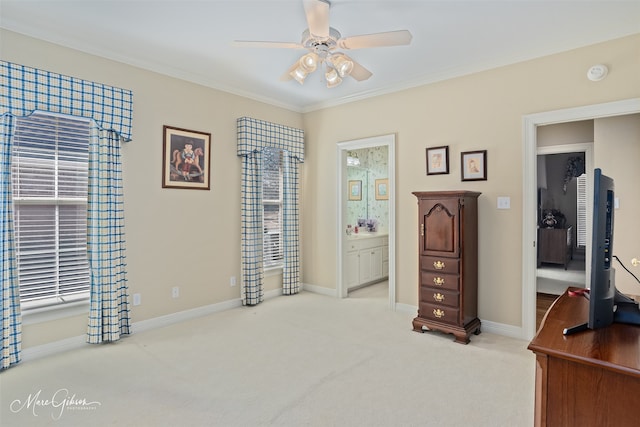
(529, 287), (640, 426)
(614, 291), (640, 326)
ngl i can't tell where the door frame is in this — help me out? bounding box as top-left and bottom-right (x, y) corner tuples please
(522, 98), (640, 340)
(536, 144), (593, 291)
(336, 134), (396, 309)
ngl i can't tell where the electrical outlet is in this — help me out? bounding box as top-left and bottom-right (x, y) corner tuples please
(230, 276), (237, 286)
(172, 286), (179, 298)
(133, 293), (141, 306)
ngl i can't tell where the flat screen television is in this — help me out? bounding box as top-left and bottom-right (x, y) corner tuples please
(563, 168), (640, 335)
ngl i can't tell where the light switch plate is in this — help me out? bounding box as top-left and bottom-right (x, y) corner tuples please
(497, 196), (511, 209)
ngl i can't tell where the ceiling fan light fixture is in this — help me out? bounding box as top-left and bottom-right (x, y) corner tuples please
(290, 67), (308, 84)
(299, 52), (319, 73)
(330, 53), (353, 77)
(325, 67), (342, 87)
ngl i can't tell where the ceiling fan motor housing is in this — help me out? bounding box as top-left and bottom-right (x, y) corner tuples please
(301, 27), (341, 58)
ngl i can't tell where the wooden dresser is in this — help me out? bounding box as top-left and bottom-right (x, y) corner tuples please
(412, 191), (481, 344)
(528, 288), (640, 426)
(537, 226), (573, 269)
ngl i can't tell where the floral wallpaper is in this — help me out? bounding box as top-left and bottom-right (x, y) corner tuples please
(346, 146), (389, 233)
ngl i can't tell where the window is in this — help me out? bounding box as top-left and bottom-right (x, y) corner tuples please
(262, 147), (283, 268)
(11, 112), (91, 310)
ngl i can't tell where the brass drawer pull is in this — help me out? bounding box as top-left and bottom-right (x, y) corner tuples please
(433, 260), (445, 270)
(433, 277), (445, 286)
(433, 293), (445, 302)
(433, 308), (445, 318)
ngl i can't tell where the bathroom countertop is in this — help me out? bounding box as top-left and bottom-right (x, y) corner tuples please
(347, 232), (388, 240)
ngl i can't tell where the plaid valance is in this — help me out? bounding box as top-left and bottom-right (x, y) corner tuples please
(237, 117), (304, 162)
(0, 61), (133, 141)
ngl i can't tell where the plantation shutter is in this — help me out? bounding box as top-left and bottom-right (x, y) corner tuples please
(11, 112), (91, 308)
(262, 147), (283, 267)
(576, 173), (587, 248)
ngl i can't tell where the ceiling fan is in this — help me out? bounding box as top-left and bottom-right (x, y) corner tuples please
(232, 0), (412, 88)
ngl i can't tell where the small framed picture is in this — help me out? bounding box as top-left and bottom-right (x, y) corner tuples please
(375, 178), (389, 200)
(426, 146), (449, 175)
(461, 150), (487, 181)
(162, 125), (211, 190)
(348, 180), (362, 201)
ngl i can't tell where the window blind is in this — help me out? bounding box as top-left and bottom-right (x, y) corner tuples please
(576, 173), (587, 248)
(11, 112), (91, 308)
(262, 148), (283, 267)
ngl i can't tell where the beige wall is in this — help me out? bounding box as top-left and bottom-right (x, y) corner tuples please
(2, 29), (639, 349)
(594, 114), (640, 295)
(302, 34), (640, 327)
(1, 29), (302, 348)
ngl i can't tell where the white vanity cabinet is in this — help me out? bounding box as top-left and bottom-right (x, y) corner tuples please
(346, 235), (389, 290)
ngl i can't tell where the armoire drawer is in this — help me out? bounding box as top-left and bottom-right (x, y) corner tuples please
(419, 302), (460, 325)
(420, 271), (460, 292)
(421, 256), (459, 275)
(420, 287), (459, 308)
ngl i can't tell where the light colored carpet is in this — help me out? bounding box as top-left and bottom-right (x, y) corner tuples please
(1, 282), (535, 426)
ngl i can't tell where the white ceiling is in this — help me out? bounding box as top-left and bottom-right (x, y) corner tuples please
(1, 1), (639, 112)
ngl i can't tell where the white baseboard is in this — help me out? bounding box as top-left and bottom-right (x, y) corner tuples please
(133, 297), (243, 334)
(301, 282), (338, 297)
(479, 319), (525, 340)
(394, 302), (416, 314)
(393, 303), (525, 340)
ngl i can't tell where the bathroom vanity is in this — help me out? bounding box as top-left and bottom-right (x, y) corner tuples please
(345, 233), (389, 291)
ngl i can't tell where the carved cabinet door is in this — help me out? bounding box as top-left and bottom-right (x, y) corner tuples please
(419, 197), (460, 258)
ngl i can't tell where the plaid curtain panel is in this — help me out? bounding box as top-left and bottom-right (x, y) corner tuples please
(86, 129), (131, 343)
(237, 117), (304, 305)
(0, 115), (21, 370)
(0, 61), (133, 366)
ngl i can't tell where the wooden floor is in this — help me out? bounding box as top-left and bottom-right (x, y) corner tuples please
(536, 293), (559, 331)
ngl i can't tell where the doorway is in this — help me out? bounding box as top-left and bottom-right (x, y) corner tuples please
(522, 98), (640, 340)
(336, 134), (396, 309)
(536, 148), (590, 292)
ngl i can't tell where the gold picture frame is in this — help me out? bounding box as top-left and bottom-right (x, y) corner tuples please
(375, 178), (389, 200)
(348, 180), (362, 201)
(162, 125), (211, 190)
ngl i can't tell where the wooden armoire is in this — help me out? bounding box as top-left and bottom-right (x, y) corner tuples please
(412, 191), (481, 344)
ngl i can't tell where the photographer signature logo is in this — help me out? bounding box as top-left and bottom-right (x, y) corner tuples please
(10, 388), (101, 420)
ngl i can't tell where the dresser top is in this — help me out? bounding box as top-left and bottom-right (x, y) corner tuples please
(412, 190), (481, 198)
(528, 287), (640, 379)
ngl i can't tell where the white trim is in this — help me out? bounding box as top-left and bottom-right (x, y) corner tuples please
(301, 282), (338, 297)
(336, 134), (396, 310)
(522, 98), (640, 341)
(21, 300), (90, 326)
(396, 304), (524, 339)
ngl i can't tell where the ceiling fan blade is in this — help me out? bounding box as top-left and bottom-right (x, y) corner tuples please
(232, 40), (302, 49)
(343, 55), (373, 81)
(338, 30), (412, 50)
(303, 0), (330, 38)
(280, 61), (300, 81)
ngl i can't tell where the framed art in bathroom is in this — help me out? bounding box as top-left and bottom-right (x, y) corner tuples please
(348, 180), (362, 201)
(375, 178), (389, 200)
(162, 125), (211, 190)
